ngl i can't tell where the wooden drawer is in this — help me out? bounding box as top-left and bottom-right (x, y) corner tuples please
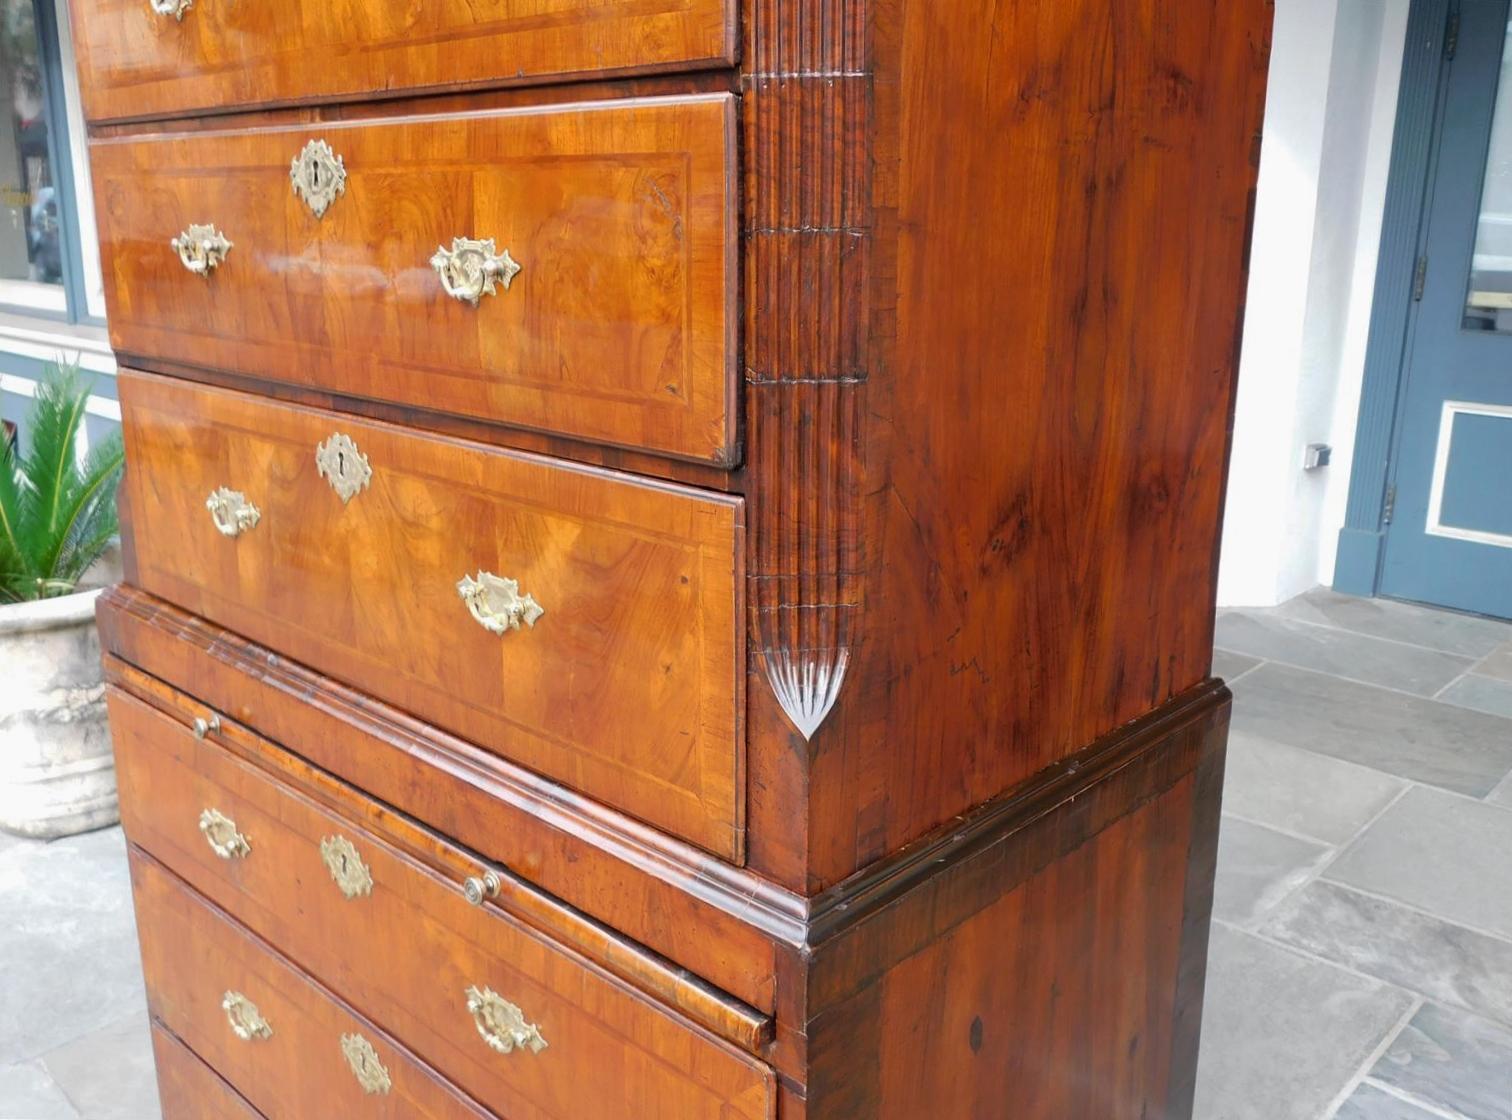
(113, 689), (777, 1120)
(119, 370), (745, 857)
(133, 850), (497, 1118)
(92, 95), (738, 465)
(69, 0), (735, 124)
(152, 1026), (264, 1120)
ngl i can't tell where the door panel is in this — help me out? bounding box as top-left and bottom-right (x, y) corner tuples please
(1381, 0), (1512, 619)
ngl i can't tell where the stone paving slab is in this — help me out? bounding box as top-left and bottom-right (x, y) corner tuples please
(1326, 788), (1512, 943)
(1216, 611), (1475, 695)
(1231, 663), (1512, 797)
(1263, 880), (1512, 1029)
(1193, 924), (1416, 1120)
(1370, 1003), (1512, 1120)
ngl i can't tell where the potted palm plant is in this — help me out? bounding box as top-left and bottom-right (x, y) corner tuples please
(0, 363), (124, 838)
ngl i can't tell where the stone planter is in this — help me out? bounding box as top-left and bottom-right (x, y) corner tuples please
(0, 588), (115, 838)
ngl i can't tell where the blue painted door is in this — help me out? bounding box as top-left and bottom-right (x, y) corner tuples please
(1383, 0), (1512, 619)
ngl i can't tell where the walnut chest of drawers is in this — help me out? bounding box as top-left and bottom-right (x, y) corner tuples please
(73, 1), (1274, 1115)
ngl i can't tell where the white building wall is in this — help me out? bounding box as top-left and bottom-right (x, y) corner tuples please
(1218, 0), (1412, 606)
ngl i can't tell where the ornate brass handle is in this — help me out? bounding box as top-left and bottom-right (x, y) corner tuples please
(430, 237), (521, 306)
(465, 986), (547, 1055)
(222, 992), (272, 1041)
(199, 808), (251, 861)
(319, 835), (373, 900)
(457, 571), (543, 635)
(172, 223), (232, 275)
(340, 1033), (392, 1095)
(149, 0), (192, 19)
(206, 488), (260, 538)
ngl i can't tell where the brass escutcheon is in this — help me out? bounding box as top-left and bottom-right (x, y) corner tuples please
(314, 433), (371, 504)
(289, 139), (347, 218)
(319, 835), (373, 900)
(339, 1033), (391, 1095)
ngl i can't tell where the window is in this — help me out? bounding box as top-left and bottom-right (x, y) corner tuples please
(0, 0), (101, 322)
(1465, 20), (1512, 332)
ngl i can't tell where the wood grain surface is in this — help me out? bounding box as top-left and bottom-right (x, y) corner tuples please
(69, 0), (736, 123)
(114, 691), (777, 1117)
(741, 0), (1273, 892)
(152, 1025), (264, 1120)
(132, 850), (498, 1119)
(92, 95), (739, 464)
(109, 686), (772, 1055)
(118, 370), (746, 858)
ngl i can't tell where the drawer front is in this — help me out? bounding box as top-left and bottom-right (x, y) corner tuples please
(133, 851), (493, 1119)
(119, 371), (745, 858)
(93, 96), (738, 465)
(152, 1026), (264, 1120)
(112, 691), (777, 1120)
(70, 0), (735, 123)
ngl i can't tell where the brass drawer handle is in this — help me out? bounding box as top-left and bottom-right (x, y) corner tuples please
(199, 808), (251, 861)
(314, 433), (371, 504)
(319, 835), (373, 900)
(430, 237), (521, 306)
(465, 986), (547, 1056)
(206, 488), (260, 538)
(171, 223), (232, 275)
(462, 871), (500, 907)
(457, 571), (543, 636)
(340, 1033), (391, 1095)
(149, 0), (192, 20)
(192, 714), (222, 740)
(222, 992), (272, 1041)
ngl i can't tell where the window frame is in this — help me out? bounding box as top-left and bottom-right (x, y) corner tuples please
(0, 0), (101, 325)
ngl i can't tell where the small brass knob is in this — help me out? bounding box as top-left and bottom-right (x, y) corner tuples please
(192, 714), (222, 740)
(462, 871), (501, 907)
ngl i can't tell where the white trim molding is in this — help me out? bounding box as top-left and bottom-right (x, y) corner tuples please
(1425, 399), (1512, 550)
(0, 311), (114, 376)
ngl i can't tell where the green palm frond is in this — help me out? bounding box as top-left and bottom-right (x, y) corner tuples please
(38, 429), (122, 592)
(0, 361), (122, 601)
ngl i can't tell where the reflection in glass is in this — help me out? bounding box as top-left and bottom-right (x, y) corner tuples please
(1468, 22), (1512, 331)
(0, 0), (57, 289)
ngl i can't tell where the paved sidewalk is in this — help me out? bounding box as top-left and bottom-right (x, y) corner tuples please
(2, 587), (1510, 1119)
(1196, 588), (1512, 1120)
(0, 828), (157, 1119)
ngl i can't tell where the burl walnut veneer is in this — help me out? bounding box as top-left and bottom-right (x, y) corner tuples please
(76, 0), (1273, 1115)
